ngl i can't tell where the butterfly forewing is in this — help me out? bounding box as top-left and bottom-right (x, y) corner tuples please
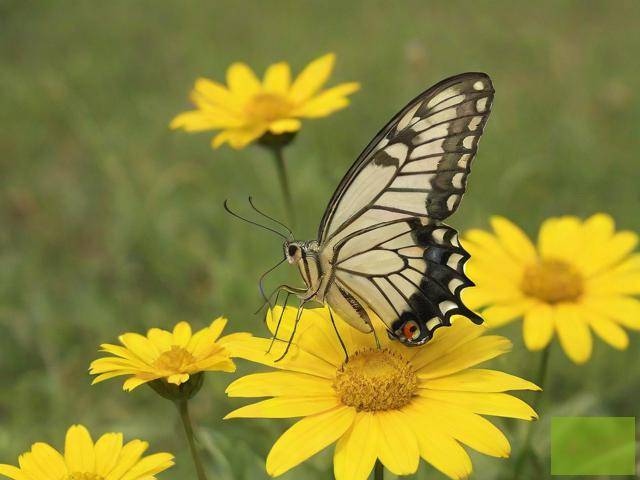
(318, 73), (493, 345)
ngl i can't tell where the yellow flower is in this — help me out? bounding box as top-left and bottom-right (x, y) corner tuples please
(170, 53), (360, 149)
(0, 424), (173, 480)
(90, 318), (246, 391)
(463, 214), (640, 364)
(225, 307), (538, 480)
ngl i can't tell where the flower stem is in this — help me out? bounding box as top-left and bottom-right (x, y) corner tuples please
(511, 345), (551, 479)
(374, 459), (384, 480)
(269, 145), (295, 225)
(177, 399), (209, 480)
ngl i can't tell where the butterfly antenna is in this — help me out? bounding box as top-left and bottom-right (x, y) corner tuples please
(248, 196), (294, 240)
(223, 200), (288, 240)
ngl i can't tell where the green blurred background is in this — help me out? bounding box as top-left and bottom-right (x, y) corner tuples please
(1, 1), (639, 478)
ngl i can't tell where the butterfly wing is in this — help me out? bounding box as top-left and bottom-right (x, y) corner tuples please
(318, 72), (493, 345)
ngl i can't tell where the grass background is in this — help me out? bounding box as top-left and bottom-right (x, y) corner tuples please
(1, 0), (639, 478)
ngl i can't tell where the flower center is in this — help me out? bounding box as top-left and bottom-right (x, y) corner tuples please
(244, 93), (293, 121)
(66, 474), (103, 480)
(333, 348), (418, 411)
(521, 258), (584, 303)
(152, 346), (196, 373)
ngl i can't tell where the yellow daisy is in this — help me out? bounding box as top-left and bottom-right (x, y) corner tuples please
(463, 214), (640, 364)
(90, 317), (246, 392)
(170, 53), (360, 149)
(225, 306), (538, 480)
(0, 424), (173, 480)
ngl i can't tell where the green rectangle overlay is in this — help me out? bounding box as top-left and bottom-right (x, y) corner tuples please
(551, 416), (636, 476)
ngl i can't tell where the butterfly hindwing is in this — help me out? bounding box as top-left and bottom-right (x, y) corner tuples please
(318, 72), (493, 344)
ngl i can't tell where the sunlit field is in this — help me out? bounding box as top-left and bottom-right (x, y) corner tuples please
(1, 1), (639, 479)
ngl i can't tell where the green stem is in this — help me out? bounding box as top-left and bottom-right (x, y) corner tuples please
(177, 399), (209, 480)
(374, 459), (384, 480)
(269, 145), (295, 225)
(511, 345), (551, 479)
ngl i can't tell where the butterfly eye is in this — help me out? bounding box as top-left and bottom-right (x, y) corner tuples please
(402, 320), (421, 341)
(288, 245), (298, 258)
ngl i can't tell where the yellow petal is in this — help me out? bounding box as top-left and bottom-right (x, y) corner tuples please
(0, 465), (28, 480)
(463, 229), (524, 281)
(266, 406), (356, 476)
(376, 410), (420, 475)
(208, 317), (228, 341)
(172, 322), (192, 347)
(169, 110), (241, 131)
(211, 125), (267, 149)
(118, 334), (159, 364)
(64, 425), (95, 473)
(538, 216), (581, 262)
(417, 336), (512, 380)
(490, 216), (537, 264)
(421, 369), (540, 393)
(167, 373), (190, 385)
(193, 77), (242, 112)
(29, 443), (67, 479)
(225, 371), (334, 398)
(263, 62), (291, 95)
(225, 396), (340, 419)
(293, 82), (360, 118)
(17, 453), (50, 480)
(581, 296), (640, 330)
(123, 377), (153, 391)
(583, 231), (638, 277)
(418, 390), (537, 420)
(118, 452), (174, 480)
(410, 321), (485, 370)
(268, 118), (301, 134)
(146, 328), (173, 352)
(404, 401), (472, 480)
(289, 53), (335, 103)
(333, 413), (378, 480)
(554, 304), (592, 364)
(522, 303), (555, 350)
(226, 62), (261, 101)
(412, 397), (510, 458)
(104, 440), (148, 480)
(94, 433), (123, 476)
(482, 300), (534, 328)
(229, 335), (337, 378)
(587, 314), (629, 350)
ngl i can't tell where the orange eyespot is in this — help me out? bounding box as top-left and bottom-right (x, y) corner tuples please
(402, 321), (420, 341)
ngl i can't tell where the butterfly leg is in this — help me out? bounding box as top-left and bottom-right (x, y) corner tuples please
(268, 291), (290, 354)
(327, 306), (349, 363)
(274, 299), (306, 362)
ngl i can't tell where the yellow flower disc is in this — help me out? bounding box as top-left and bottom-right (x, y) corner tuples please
(333, 348), (417, 411)
(521, 258), (584, 303)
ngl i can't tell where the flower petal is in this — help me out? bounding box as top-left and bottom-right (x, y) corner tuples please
(211, 125), (267, 149)
(289, 53), (335, 103)
(587, 314), (629, 350)
(118, 334), (159, 364)
(581, 296), (640, 330)
(417, 336), (512, 380)
(64, 425), (95, 473)
(169, 110), (242, 131)
(522, 303), (555, 350)
(104, 440), (148, 480)
(376, 410), (420, 475)
(118, 452), (174, 480)
(268, 118), (301, 134)
(225, 396), (340, 419)
(554, 304), (593, 364)
(404, 401), (472, 480)
(193, 77), (242, 112)
(266, 406), (356, 476)
(420, 369), (540, 393)
(226, 62), (261, 101)
(263, 62), (291, 95)
(538, 216), (581, 262)
(418, 390), (537, 420)
(482, 300), (535, 328)
(225, 371), (335, 398)
(0, 465), (28, 480)
(293, 82), (360, 118)
(172, 322), (192, 347)
(490, 216), (537, 264)
(333, 413), (378, 480)
(94, 433), (123, 476)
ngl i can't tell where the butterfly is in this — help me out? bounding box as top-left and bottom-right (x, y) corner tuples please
(232, 72), (494, 354)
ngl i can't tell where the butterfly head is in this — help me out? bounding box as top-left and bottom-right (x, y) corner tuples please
(284, 241), (305, 264)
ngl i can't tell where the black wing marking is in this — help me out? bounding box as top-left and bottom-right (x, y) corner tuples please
(333, 219), (481, 345)
(318, 72), (494, 246)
